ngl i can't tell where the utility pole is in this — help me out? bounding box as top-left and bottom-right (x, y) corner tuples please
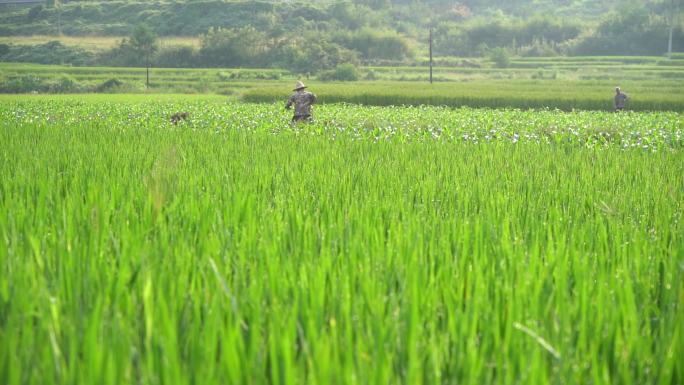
(131, 24), (157, 89)
(429, 27), (433, 84)
(669, 22), (674, 58)
(146, 52), (150, 88)
(668, 0), (678, 58)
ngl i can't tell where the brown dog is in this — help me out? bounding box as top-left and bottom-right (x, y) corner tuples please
(170, 112), (189, 125)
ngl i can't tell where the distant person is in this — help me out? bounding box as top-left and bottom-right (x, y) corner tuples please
(170, 111), (189, 124)
(614, 87), (629, 112)
(285, 81), (316, 123)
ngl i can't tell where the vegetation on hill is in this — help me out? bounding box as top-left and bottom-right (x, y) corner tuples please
(0, 41), (94, 65)
(0, 1), (682, 71)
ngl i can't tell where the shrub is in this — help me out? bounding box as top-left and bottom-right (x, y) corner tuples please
(97, 40), (141, 67)
(518, 39), (560, 57)
(488, 47), (511, 68)
(333, 28), (414, 61)
(47, 75), (82, 93)
(1, 42), (95, 66)
(0, 74), (45, 93)
(96, 78), (124, 92)
(154, 46), (197, 68)
(217, 71), (232, 81)
(318, 63), (359, 81)
(656, 59), (684, 66)
(199, 27), (268, 67)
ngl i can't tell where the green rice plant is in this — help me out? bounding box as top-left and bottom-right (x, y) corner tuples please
(0, 95), (682, 385)
(242, 81), (684, 112)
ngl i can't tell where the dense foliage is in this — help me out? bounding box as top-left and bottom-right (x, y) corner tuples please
(0, 95), (682, 385)
(0, 41), (93, 66)
(0, 0), (682, 69)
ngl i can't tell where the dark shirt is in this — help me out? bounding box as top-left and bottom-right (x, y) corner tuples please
(286, 90), (316, 116)
(614, 92), (629, 109)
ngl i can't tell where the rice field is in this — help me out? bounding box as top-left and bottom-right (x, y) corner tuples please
(242, 81), (684, 112)
(0, 95), (682, 385)
(1, 61), (684, 111)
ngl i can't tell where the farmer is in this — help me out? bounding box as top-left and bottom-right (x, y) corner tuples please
(285, 81), (316, 123)
(614, 87), (629, 112)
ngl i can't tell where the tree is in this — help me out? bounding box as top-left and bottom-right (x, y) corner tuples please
(130, 24), (158, 88)
(285, 38), (359, 74)
(318, 63), (360, 81)
(574, 7), (682, 55)
(155, 46), (198, 68)
(199, 27), (268, 67)
(45, 0), (62, 35)
(488, 47), (510, 68)
(334, 28), (414, 62)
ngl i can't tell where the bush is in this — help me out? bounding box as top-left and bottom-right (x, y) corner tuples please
(0, 74), (84, 94)
(154, 45), (197, 68)
(518, 39), (561, 57)
(657, 59), (684, 66)
(0, 74), (46, 93)
(1, 42), (94, 66)
(47, 75), (82, 93)
(199, 27), (268, 67)
(570, 9), (684, 55)
(96, 78), (124, 92)
(364, 69), (377, 80)
(283, 38), (360, 74)
(335, 64), (360, 81)
(667, 53), (684, 59)
(97, 40), (141, 67)
(318, 63), (359, 81)
(333, 28), (414, 61)
(488, 47), (511, 68)
(217, 71), (232, 81)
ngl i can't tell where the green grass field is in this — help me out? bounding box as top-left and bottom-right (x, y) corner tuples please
(0, 95), (682, 384)
(1, 57), (683, 110)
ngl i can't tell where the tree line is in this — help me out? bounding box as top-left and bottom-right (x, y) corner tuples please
(94, 26), (412, 74)
(0, 0), (682, 71)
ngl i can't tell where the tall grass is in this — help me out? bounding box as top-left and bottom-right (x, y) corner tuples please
(0, 96), (682, 385)
(242, 82), (684, 112)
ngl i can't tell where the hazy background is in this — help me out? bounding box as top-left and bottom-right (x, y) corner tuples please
(0, 0), (682, 71)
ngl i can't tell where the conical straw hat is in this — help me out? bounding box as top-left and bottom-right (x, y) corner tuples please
(293, 81), (307, 91)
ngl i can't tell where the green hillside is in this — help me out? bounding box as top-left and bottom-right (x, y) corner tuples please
(1, 0), (682, 58)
